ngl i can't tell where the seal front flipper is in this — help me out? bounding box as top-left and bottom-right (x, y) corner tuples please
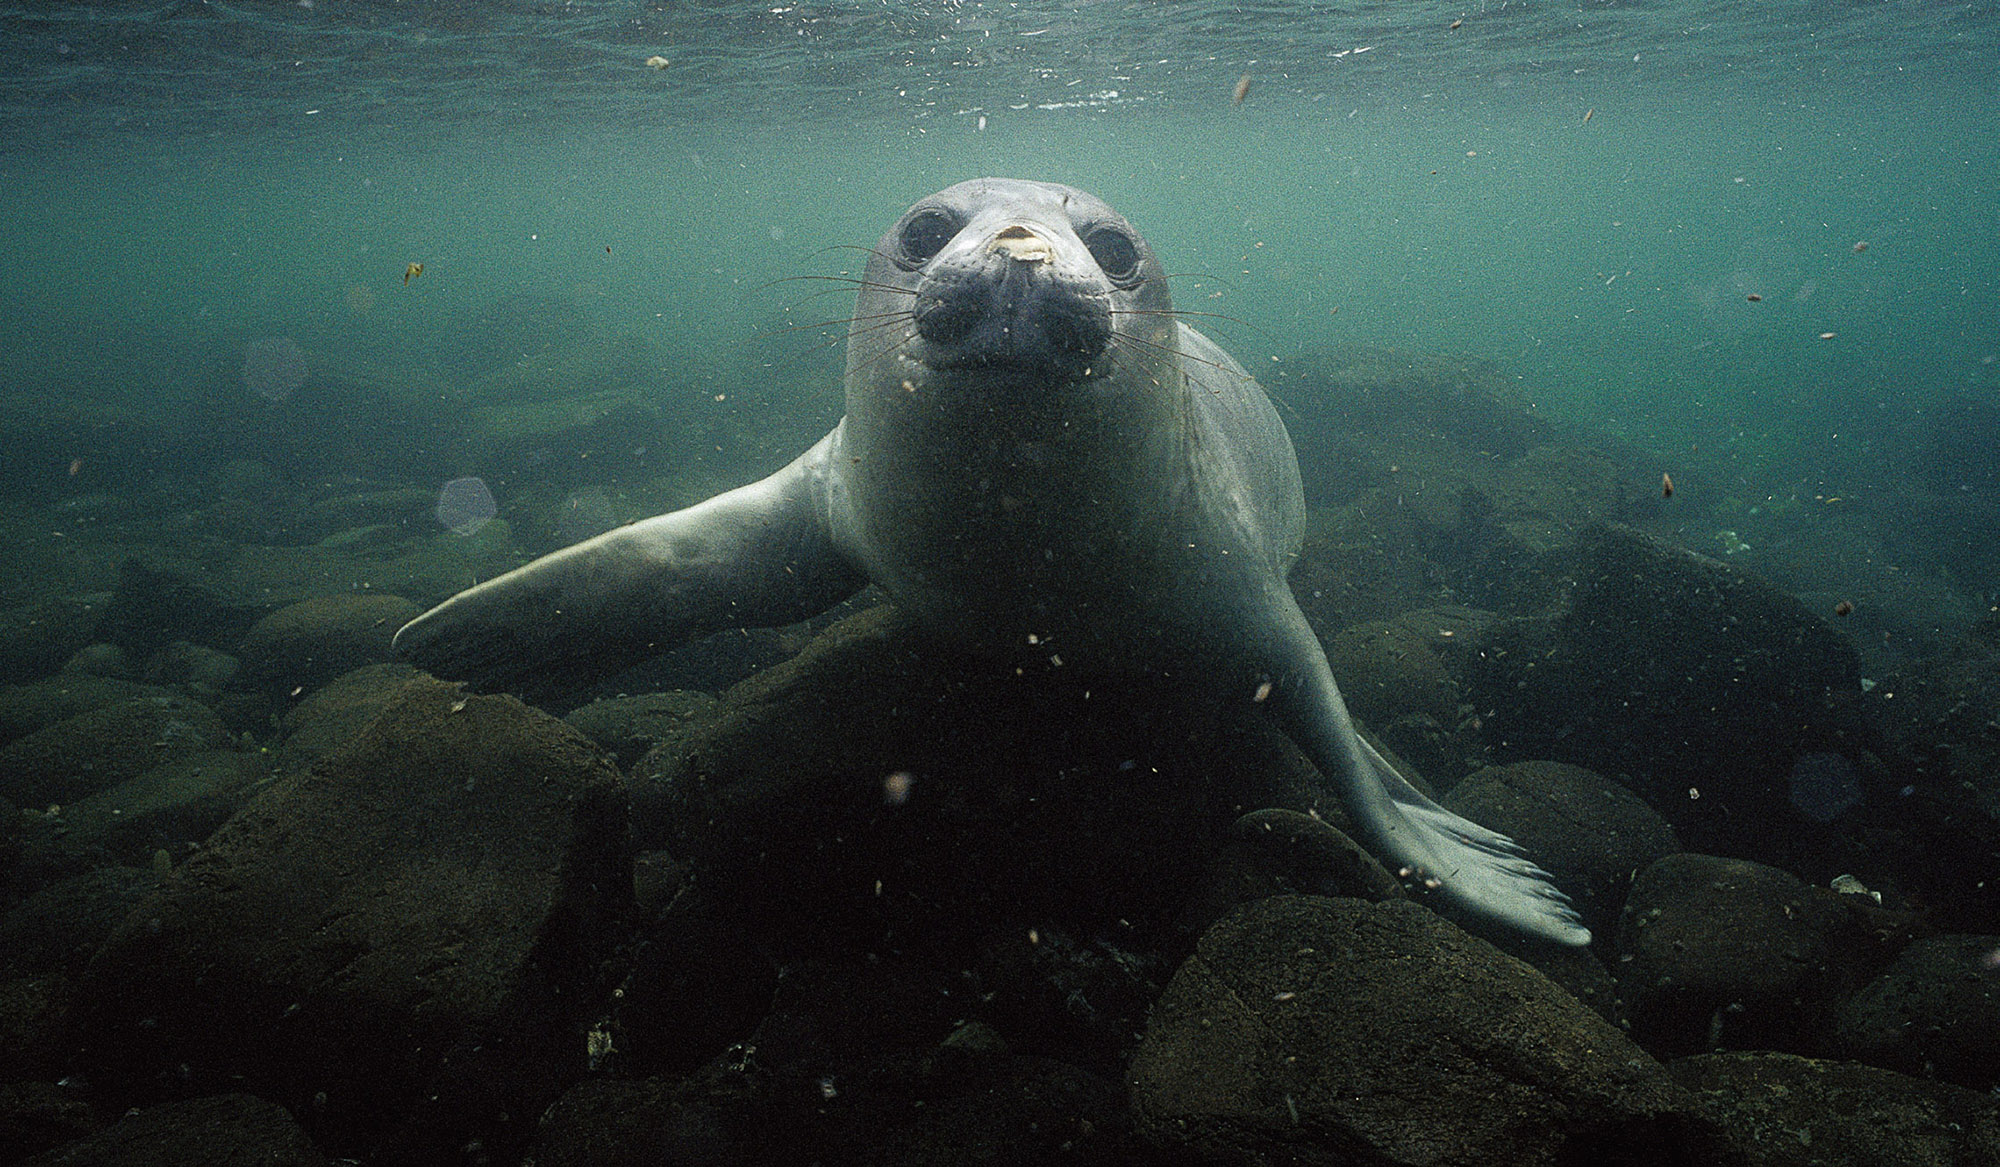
(394, 428), (866, 697)
(1262, 605), (1592, 947)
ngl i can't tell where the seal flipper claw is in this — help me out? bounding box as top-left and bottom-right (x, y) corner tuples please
(395, 430), (866, 697)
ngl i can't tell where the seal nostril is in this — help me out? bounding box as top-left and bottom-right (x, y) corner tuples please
(990, 225), (1054, 264)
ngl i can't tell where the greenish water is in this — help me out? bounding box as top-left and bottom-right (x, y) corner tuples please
(5, 91), (1995, 451)
(0, 1), (1995, 566)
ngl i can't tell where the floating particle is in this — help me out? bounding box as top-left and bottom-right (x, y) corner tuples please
(1583, 107), (1594, 122)
(1662, 472), (1674, 498)
(403, 261), (424, 286)
(1819, 331), (1837, 339)
(435, 476), (497, 536)
(645, 55), (670, 70)
(1745, 292), (1762, 302)
(67, 457), (82, 477)
(1449, 18), (1462, 29)
(1253, 680), (1273, 702)
(1852, 240), (1868, 253)
(1232, 74), (1251, 105)
(242, 336), (308, 402)
(1834, 599), (1854, 617)
(883, 771), (915, 805)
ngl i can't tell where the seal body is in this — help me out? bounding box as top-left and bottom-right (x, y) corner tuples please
(395, 178), (1589, 947)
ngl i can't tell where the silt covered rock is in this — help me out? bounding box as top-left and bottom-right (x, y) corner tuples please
(65, 675), (629, 1164)
(1131, 894), (1695, 1166)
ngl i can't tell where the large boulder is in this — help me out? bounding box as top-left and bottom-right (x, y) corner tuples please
(0, 694), (229, 809)
(1836, 934), (2000, 1090)
(16, 1093), (326, 1167)
(1131, 894), (1697, 1166)
(1616, 853), (1914, 1060)
(236, 593), (421, 696)
(0, 675), (172, 749)
(1445, 760), (1679, 941)
(1669, 1051), (2000, 1167)
(66, 675), (629, 1164)
(1465, 522), (1876, 865)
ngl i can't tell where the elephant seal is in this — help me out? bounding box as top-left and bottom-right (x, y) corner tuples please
(394, 178), (1590, 947)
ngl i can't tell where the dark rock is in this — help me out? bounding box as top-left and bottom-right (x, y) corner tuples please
(1276, 346), (1562, 483)
(1325, 608), (1490, 783)
(0, 975), (68, 1081)
(0, 694), (228, 808)
(610, 886), (780, 1078)
(535, 967), (1134, 1167)
(1290, 499), (1448, 632)
(0, 793), (18, 884)
(1131, 894), (1696, 1166)
(140, 641), (240, 691)
(0, 1079), (96, 1164)
(0, 676), (171, 751)
(66, 675), (630, 1164)
(529, 1075), (737, 1167)
(59, 643), (133, 680)
(1178, 807), (1404, 937)
(1868, 624), (2000, 925)
(1870, 616), (2000, 798)
(872, 1054), (1133, 1166)
(17, 1093), (325, 1167)
(299, 485), (436, 538)
(617, 604), (1353, 1081)
(460, 388), (666, 486)
(631, 604), (1335, 945)
(92, 559), (254, 661)
(1836, 934), (2000, 1090)
(564, 690), (719, 772)
(35, 748), (265, 869)
(0, 598), (103, 691)
(1670, 1051), (2000, 1167)
(236, 593), (421, 696)
(0, 866), (159, 978)
(272, 662), (420, 774)
(1616, 853), (1915, 1060)
(1446, 760), (1679, 941)
(1466, 522), (1877, 866)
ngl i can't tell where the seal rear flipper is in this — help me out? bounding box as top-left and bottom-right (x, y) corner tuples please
(394, 431), (865, 697)
(1263, 614), (1591, 948)
(1349, 730), (1590, 947)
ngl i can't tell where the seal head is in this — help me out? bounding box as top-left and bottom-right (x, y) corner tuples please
(889, 181), (1153, 380)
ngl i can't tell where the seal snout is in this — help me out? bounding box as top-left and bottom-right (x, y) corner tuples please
(911, 223), (1112, 376)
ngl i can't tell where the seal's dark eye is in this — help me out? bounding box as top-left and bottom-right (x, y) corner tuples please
(898, 209), (962, 266)
(1084, 227), (1142, 282)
